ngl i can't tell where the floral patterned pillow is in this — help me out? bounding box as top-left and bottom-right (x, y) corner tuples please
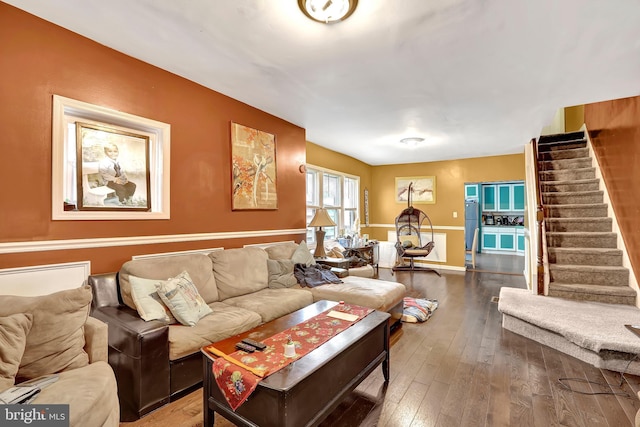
(156, 271), (213, 326)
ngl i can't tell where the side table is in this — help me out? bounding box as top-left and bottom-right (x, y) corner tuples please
(315, 257), (350, 278)
(344, 243), (379, 275)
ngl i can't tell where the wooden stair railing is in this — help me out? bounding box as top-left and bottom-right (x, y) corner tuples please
(531, 137), (545, 295)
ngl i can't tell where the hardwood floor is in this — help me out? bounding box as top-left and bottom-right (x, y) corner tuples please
(121, 269), (640, 427)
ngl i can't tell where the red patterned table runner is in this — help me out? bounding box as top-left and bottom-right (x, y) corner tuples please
(206, 303), (373, 411)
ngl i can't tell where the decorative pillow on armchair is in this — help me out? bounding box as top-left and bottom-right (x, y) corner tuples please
(156, 271), (213, 326)
(0, 313), (33, 391)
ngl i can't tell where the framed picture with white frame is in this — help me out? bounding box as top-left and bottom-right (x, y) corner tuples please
(51, 95), (171, 220)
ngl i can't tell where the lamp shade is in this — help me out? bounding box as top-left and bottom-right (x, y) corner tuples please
(308, 208), (336, 228)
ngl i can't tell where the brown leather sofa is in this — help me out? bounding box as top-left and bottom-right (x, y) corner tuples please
(88, 243), (406, 421)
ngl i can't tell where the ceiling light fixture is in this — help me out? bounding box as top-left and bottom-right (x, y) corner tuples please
(399, 137), (426, 147)
(298, 0), (358, 24)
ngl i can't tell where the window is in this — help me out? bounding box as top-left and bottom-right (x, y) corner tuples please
(305, 166), (360, 243)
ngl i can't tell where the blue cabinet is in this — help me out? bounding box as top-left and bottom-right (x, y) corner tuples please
(482, 232), (498, 250)
(498, 184), (512, 211)
(500, 232), (515, 250)
(482, 185), (496, 211)
(517, 228), (525, 253)
(465, 184), (479, 200)
(513, 184), (525, 210)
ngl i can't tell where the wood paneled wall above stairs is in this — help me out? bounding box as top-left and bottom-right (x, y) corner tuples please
(537, 131), (636, 305)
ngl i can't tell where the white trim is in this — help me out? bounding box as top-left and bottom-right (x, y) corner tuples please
(368, 223), (464, 231)
(0, 261), (91, 296)
(305, 163), (360, 180)
(52, 95), (171, 220)
(243, 240), (296, 248)
(132, 247), (223, 259)
(0, 228), (306, 254)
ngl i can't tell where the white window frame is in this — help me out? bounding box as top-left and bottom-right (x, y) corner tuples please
(52, 95), (171, 220)
(305, 164), (360, 243)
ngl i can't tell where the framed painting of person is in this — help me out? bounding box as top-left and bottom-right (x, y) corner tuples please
(76, 122), (151, 211)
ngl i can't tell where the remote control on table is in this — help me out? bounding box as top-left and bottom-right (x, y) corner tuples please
(235, 342), (256, 352)
(242, 338), (266, 351)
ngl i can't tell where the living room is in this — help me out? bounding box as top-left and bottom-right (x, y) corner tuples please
(3, 1), (640, 426)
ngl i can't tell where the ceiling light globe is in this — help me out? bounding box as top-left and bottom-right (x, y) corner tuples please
(299, 0), (358, 24)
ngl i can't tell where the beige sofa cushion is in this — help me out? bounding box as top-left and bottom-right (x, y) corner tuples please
(120, 253), (219, 307)
(33, 361), (119, 427)
(0, 313), (33, 391)
(168, 302), (262, 360)
(222, 288), (314, 323)
(0, 286), (92, 382)
(264, 242), (298, 260)
(302, 276), (406, 312)
(267, 259), (298, 288)
(209, 247), (269, 300)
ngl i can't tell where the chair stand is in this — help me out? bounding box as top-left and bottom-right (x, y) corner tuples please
(392, 257), (441, 276)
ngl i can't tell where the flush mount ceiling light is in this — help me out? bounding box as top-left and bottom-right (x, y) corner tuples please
(399, 137), (426, 147)
(298, 0), (358, 24)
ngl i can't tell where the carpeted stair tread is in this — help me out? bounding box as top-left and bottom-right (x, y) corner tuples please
(546, 232), (617, 249)
(498, 287), (640, 353)
(546, 217), (612, 232)
(539, 157), (592, 171)
(539, 168), (595, 181)
(548, 247), (622, 266)
(542, 190), (604, 205)
(537, 139), (587, 152)
(540, 178), (600, 192)
(548, 283), (637, 297)
(549, 264), (629, 286)
(538, 131), (585, 143)
(539, 147), (589, 161)
(544, 203), (608, 218)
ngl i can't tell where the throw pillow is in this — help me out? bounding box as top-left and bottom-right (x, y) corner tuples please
(291, 240), (316, 267)
(0, 313), (33, 391)
(402, 297), (439, 323)
(156, 271), (213, 326)
(129, 275), (177, 323)
(267, 259), (298, 289)
(0, 286), (92, 382)
(327, 247), (344, 259)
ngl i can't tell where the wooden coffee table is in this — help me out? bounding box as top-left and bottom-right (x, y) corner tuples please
(201, 300), (390, 427)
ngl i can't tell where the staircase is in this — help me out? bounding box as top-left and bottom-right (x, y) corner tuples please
(537, 130), (637, 305)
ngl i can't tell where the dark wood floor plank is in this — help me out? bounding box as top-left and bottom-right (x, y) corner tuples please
(120, 266), (640, 427)
(460, 362), (491, 426)
(581, 363), (634, 427)
(558, 352), (609, 426)
(382, 380), (429, 427)
(541, 345), (585, 427)
(410, 380), (450, 427)
(486, 333), (512, 427)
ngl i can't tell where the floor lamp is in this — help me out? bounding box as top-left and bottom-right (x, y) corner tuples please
(308, 208), (336, 258)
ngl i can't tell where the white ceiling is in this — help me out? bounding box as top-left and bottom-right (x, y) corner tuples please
(6, 0), (640, 165)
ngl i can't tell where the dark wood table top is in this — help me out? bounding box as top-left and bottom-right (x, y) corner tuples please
(202, 300), (390, 391)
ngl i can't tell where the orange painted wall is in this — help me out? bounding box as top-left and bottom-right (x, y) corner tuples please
(585, 95), (640, 284)
(0, 3), (306, 273)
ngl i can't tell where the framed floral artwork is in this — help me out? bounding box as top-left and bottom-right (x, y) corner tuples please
(231, 122), (278, 210)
